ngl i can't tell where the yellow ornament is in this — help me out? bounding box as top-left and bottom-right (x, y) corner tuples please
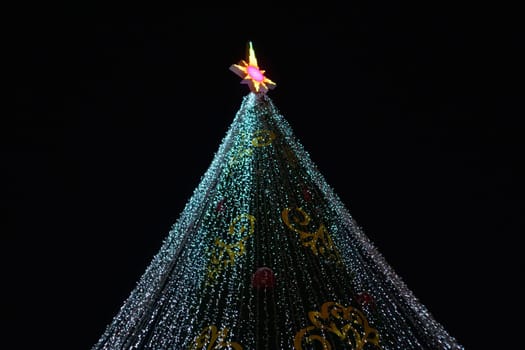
(294, 301), (381, 350)
(282, 207), (342, 264)
(206, 214), (256, 283)
(251, 129), (276, 147)
(190, 325), (243, 350)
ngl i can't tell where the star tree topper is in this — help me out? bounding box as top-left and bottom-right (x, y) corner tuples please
(230, 41), (276, 93)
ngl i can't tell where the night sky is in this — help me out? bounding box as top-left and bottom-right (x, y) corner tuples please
(8, 7), (521, 349)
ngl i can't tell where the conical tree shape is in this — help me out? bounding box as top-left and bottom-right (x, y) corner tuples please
(92, 92), (463, 350)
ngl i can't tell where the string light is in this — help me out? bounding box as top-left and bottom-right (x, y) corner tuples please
(92, 43), (463, 350)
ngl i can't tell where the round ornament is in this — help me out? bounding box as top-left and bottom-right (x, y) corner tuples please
(251, 267), (276, 290)
(302, 186), (312, 202)
(356, 292), (374, 306)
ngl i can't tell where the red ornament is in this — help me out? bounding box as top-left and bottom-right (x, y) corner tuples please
(356, 292), (374, 306)
(216, 199), (226, 212)
(251, 267), (276, 290)
(302, 186), (312, 202)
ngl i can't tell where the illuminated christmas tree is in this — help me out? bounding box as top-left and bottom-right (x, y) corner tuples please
(92, 42), (463, 350)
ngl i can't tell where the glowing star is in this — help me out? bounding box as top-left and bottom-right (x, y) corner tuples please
(230, 41), (276, 93)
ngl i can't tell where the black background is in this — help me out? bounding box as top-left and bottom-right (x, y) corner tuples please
(8, 6), (522, 349)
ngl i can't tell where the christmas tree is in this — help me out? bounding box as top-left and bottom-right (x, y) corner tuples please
(92, 42), (463, 350)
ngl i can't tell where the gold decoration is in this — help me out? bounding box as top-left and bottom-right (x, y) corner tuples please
(190, 325), (243, 350)
(226, 130), (275, 175)
(227, 147), (253, 168)
(282, 207), (342, 263)
(207, 214), (256, 282)
(294, 301), (381, 350)
(251, 129), (276, 147)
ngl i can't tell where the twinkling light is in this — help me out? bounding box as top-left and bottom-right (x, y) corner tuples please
(92, 52), (463, 349)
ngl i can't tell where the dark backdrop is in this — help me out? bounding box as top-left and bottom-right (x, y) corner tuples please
(8, 6), (522, 349)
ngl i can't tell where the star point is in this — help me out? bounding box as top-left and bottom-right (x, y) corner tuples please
(230, 41), (276, 93)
